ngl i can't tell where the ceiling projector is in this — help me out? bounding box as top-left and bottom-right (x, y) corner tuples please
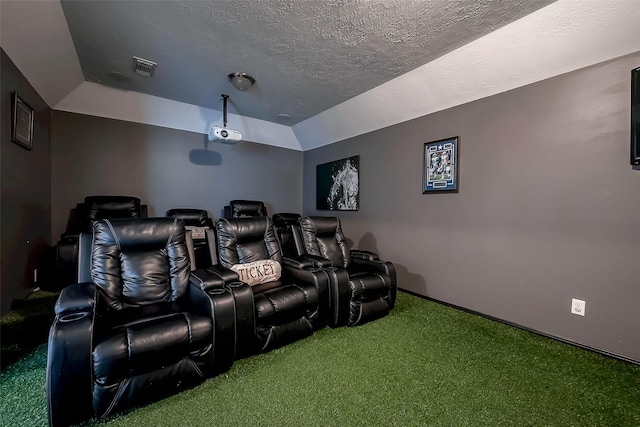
(209, 93), (243, 144)
(208, 126), (242, 144)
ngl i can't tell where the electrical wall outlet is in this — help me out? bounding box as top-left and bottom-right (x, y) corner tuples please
(571, 298), (586, 316)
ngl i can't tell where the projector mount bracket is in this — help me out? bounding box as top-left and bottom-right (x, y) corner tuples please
(221, 94), (229, 127)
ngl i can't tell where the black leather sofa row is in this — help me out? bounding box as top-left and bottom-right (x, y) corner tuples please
(48, 198), (267, 291)
(47, 212), (397, 427)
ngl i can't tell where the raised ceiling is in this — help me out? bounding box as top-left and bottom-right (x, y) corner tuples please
(60, 0), (553, 125)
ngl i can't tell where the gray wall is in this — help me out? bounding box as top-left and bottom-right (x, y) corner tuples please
(50, 111), (303, 240)
(1, 49), (52, 316)
(303, 52), (640, 363)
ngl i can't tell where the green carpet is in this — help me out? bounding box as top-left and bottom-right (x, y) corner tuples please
(1, 292), (639, 426)
(0, 289), (57, 371)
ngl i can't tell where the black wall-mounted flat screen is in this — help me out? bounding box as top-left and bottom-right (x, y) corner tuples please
(631, 66), (640, 165)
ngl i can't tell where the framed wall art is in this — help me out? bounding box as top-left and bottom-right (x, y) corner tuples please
(12, 92), (34, 151)
(316, 155), (359, 210)
(423, 136), (459, 193)
(631, 66), (639, 165)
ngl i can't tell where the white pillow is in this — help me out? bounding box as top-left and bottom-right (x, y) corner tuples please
(230, 260), (282, 286)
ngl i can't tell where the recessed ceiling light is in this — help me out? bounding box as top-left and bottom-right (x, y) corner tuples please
(277, 113), (291, 120)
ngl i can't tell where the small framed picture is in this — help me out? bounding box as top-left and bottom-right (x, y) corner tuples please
(423, 136), (459, 193)
(12, 92), (34, 151)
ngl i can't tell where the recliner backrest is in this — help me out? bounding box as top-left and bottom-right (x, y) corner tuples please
(74, 195), (144, 234)
(85, 195), (142, 221)
(165, 208), (216, 269)
(61, 196), (146, 238)
(224, 200), (268, 218)
(215, 217), (282, 269)
(272, 213), (302, 258)
(298, 216), (350, 268)
(90, 217), (191, 310)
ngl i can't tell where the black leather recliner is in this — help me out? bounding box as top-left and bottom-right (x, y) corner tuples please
(46, 217), (237, 427)
(223, 199), (268, 218)
(193, 216), (330, 356)
(297, 216), (397, 327)
(50, 196), (148, 290)
(272, 213), (302, 258)
(165, 208), (215, 269)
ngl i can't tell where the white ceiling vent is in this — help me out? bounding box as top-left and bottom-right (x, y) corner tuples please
(132, 56), (157, 77)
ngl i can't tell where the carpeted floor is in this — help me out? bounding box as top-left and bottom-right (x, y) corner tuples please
(1, 289), (58, 371)
(1, 291), (639, 426)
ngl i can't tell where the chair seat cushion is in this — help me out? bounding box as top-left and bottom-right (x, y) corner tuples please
(253, 281), (319, 325)
(93, 304), (212, 385)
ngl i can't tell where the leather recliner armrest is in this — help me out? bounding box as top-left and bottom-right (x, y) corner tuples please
(54, 281), (96, 316)
(187, 280), (236, 373)
(189, 266), (255, 359)
(282, 256), (317, 270)
(292, 254), (333, 268)
(350, 250), (379, 261)
(47, 282), (96, 427)
(190, 265), (240, 291)
(350, 256), (393, 276)
(281, 262), (331, 328)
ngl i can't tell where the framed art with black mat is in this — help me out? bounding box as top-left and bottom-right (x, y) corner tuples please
(12, 92), (34, 151)
(316, 155), (360, 210)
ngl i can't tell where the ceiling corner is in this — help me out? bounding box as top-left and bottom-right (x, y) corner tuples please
(1, 0), (84, 107)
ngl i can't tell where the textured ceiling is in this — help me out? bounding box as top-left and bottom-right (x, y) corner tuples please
(60, 0), (554, 125)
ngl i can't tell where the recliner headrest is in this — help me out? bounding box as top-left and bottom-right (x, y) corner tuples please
(84, 195), (142, 221)
(165, 208), (211, 227)
(301, 216), (340, 236)
(229, 200), (267, 218)
(272, 213), (301, 228)
(93, 217), (182, 251)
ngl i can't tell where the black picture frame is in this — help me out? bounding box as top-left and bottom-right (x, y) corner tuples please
(12, 92), (34, 151)
(631, 66), (639, 165)
(423, 136), (459, 193)
(316, 155), (360, 210)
